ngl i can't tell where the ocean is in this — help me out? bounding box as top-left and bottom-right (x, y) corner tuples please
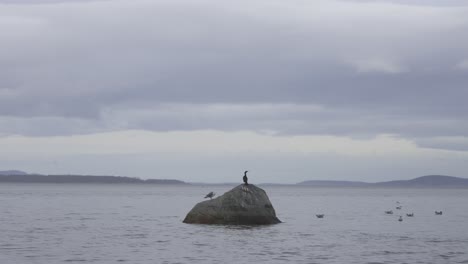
(1, 183), (468, 264)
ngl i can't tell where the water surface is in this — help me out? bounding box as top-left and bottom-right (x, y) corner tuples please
(1, 184), (467, 263)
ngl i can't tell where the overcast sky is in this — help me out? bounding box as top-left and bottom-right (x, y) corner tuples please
(1, 0), (468, 183)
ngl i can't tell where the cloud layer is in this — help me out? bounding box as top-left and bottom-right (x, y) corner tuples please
(1, 0), (468, 180)
(1, 1), (467, 139)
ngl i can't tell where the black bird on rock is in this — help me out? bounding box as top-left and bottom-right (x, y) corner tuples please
(204, 192), (215, 199)
(243, 171), (248, 185)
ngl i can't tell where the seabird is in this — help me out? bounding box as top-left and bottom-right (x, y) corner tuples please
(204, 192), (215, 199)
(398, 216), (403, 222)
(243, 170), (248, 185)
(385, 210), (393, 215)
(435, 211), (443, 215)
(316, 214), (324, 218)
(406, 213), (414, 217)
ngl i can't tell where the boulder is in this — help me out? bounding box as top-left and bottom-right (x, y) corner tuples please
(183, 184), (281, 225)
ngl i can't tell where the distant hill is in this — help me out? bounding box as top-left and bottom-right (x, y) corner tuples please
(0, 173), (186, 184)
(374, 175), (468, 187)
(297, 180), (370, 187)
(2, 171), (467, 187)
(0, 170), (28, 176)
(298, 175), (468, 188)
(144, 179), (186, 184)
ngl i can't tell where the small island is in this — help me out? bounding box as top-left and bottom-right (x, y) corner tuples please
(183, 184), (281, 225)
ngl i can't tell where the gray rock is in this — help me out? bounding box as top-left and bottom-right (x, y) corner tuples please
(183, 184), (281, 225)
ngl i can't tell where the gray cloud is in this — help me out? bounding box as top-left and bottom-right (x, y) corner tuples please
(341, 0), (468, 7)
(414, 137), (468, 152)
(0, 0), (106, 4)
(1, 0), (468, 150)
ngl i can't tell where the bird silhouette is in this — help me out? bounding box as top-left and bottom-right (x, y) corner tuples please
(204, 192), (215, 199)
(243, 171), (248, 185)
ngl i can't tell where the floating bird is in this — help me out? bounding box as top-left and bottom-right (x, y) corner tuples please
(204, 192), (215, 199)
(385, 210), (393, 215)
(435, 211), (443, 215)
(406, 213), (414, 217)
(316, 214), (324, 218)
(396, 206), (402, 210)
(243, 170), (249, 185)
(398, 216), (403, 222)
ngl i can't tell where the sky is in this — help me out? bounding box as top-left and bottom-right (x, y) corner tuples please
(1, 0), (468, 183)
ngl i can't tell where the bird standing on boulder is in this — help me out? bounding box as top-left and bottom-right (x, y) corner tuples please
(243, 171), (248, 185)
(204, 192), (215, 199)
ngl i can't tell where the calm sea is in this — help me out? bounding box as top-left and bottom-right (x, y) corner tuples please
(1, 184), (468, 264)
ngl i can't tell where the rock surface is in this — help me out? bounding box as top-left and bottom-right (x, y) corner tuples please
(183, 184), (281, 225)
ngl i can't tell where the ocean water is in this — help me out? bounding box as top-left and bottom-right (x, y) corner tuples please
(1, 184), (468, 264)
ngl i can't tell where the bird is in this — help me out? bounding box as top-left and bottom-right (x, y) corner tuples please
(396, 205), (402, 210)
(316, 214), (324, 218)
(398, 216), (403, 222)
(243, 170), (248, 185)
(204, 192), (215, 199)
(435, 211), (443, 215)
(385, 210), (393, 215)
(406, 213), (414, 217)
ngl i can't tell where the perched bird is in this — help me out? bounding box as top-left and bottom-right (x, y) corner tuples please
(204, 192), (215, 199)
(243, 170), (249, 185)
(316, 214), (324, 218)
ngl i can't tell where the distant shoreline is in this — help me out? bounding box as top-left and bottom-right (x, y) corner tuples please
(1, 172), (468, 188)
(296, 175), (468, 188)
(0, 174), (186, 185)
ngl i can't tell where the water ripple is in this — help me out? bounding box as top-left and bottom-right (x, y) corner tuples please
(1, 184), (468, 264)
